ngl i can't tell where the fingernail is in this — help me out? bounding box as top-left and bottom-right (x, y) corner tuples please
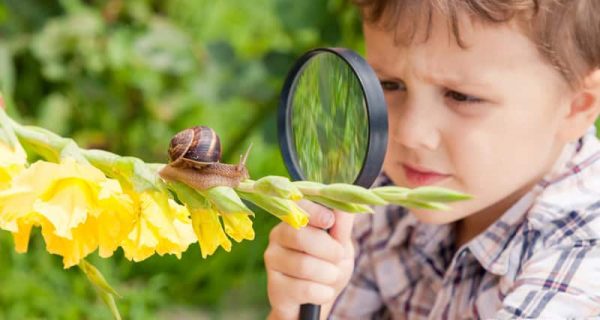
(321, 212), (334, 229)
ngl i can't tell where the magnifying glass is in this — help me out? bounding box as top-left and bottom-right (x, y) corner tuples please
(278, 48), (388, 320)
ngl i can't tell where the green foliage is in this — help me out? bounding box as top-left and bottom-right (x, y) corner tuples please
(0, 0), (362, 318)
(292, 52), (368, 183)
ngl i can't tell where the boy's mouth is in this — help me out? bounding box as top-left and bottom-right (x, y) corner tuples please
(401, 163), (451, 187)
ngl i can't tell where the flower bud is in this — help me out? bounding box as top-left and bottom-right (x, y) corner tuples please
(305, 195), (373, 213)
(372, 186), (411, 202)
(79, 259), (120, 297)
(319, 183), (386, 205)
(389, 199), (450, 211)
(253, 176), (303, 200)
(407, 186), (472, 202)
(203, 186), (253, 215)
(293, 181), (325, 196)
(78, 259), (121, 319)
(238, 191), (308, 228)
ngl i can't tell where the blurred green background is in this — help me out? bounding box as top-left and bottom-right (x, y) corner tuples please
(4, 1), (598, 319)
(0, 0), (362, 319)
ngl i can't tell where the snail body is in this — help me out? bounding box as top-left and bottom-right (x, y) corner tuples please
(159, 126), (251, 190)
(159, 162), (249, 190)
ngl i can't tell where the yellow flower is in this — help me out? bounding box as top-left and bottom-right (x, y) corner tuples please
(190, 206), (232, 258)
(120, 190), (196, 262)
(164, 182), (253, 257)
(0, 158), (135, 268)
(94, 183), (137, 258)
(202, 186), (254, 244)
(0, 187), (43, 252)
(0, 141), (27, 190)
(222, 213), (254, 243)
(278, 202), (309, 229)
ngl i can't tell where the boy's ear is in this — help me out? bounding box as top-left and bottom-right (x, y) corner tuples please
(560, 69), (600, 142)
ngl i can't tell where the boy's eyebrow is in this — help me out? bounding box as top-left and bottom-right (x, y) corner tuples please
(425, 73), (490, 89)
(372, 66), (492, 90)
(371, 66), (404, 82)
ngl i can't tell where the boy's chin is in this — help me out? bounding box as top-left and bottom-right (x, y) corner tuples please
(409, 207), (469, 225)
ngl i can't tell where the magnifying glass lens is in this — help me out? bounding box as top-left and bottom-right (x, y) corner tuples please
(278, 48), (388, 320)
(289, 52), (369, 184)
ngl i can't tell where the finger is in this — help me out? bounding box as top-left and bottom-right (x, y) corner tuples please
(329, 210), (356, 244)
(267, 269), (336, 307)
(267, 309), (296, 320)
(265, 244), (340, 285)
(298, 200), (334, 229)
(269, 223), (344, 263)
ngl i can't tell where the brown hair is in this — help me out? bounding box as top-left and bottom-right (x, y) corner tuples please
(354, 0), (600, 87)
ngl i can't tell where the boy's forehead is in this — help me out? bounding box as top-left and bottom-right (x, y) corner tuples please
(363, 19), (546, 79)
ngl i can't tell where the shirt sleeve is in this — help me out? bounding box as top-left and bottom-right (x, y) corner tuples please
(328, 214), (386, 319)
(495, 239), (600, 318)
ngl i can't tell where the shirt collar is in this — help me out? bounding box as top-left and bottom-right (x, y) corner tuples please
(466, 189), (538, 275)
(410, 219), (455, 277)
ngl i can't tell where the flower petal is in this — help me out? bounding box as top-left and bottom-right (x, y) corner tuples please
(190, 207), (231, 258)
(1, 158), (136, 267)
(121, 191), (195, 262)
(222, 213), (254, 242)
(0, 142), (26, 190)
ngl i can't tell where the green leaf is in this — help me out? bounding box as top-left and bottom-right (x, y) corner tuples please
(0, 42), (15, 97)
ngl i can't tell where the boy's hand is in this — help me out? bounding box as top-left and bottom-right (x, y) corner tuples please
(265, 200), (356, 320)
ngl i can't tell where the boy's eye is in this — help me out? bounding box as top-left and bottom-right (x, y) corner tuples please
(379, 80), (406, 91)
(445, 90), (483, 104)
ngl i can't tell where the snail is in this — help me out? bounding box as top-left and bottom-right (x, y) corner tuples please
(159, 126), (251, 190)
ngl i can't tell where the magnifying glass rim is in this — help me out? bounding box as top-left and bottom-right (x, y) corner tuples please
(278, 47), (388, 188)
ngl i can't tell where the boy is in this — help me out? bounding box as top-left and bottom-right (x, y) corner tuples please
(265, 0), (600, 319)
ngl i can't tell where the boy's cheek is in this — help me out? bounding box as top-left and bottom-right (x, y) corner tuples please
(382, 162), (407, 188)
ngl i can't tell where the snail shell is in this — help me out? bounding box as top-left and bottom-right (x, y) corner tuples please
(161, 125), (252, 190)
(168, 126), (221, 168)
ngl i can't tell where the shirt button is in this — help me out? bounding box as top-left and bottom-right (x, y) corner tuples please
(457, 249), (467, 261)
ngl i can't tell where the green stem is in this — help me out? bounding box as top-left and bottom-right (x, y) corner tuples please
(81, 149), (126, 181)
(78, 259), (122, 320)
(3, 112), (89, 163)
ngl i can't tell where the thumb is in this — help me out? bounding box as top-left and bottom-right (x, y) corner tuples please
(329, 210), (355, 244)
(297, 199), (334, 229)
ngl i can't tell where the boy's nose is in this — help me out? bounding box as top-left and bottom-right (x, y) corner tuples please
(390, 102), (441, 151)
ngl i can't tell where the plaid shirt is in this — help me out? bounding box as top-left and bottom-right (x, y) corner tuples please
(330, 127), (600, 319)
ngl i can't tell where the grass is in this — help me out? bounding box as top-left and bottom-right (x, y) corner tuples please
(290, 52), (368, 184)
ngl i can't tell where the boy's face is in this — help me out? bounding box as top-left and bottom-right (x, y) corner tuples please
(365, 17), (572, 224)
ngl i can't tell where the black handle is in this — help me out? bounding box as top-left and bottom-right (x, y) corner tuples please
(300, 303), (320, 320)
